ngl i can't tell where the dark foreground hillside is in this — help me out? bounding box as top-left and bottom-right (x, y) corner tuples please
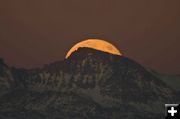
(0, 48), (179, 119)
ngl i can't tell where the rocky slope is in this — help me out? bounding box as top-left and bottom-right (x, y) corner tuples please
(0, 48), (179, 119)
(148, 69), (180, 91)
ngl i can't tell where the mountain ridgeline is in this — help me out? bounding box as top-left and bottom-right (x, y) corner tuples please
(0, 48), (179, 119)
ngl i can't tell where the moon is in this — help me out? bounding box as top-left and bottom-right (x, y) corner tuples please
(66, 39), (122, 58)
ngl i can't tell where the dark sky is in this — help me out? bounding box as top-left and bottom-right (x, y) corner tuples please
(0, 0), (180, 74)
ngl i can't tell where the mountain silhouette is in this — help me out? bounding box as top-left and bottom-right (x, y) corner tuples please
(148, 69), (180, 91)
(0, 48), (179, 119)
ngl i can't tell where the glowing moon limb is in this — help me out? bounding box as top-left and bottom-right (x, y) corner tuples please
(66, 39), (121, 58)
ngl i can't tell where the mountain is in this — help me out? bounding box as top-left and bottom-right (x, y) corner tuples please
(148, 69), (180, 91)
(0, 48), (179, 119)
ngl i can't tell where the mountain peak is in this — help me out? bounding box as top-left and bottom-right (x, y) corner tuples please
(66, 47), (124, 63)
(0, 49), (179, 119)
(70, 47), (121, 57)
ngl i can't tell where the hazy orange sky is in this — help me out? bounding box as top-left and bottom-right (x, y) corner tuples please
(0, 0), (180, 74)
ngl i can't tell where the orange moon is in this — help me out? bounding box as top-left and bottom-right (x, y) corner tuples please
(66, 39), (121, 58)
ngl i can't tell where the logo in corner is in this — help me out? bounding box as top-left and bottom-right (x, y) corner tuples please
(165, 104), (180, 119)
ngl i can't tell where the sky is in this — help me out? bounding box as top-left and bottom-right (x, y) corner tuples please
(0, 0), (180, 74)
